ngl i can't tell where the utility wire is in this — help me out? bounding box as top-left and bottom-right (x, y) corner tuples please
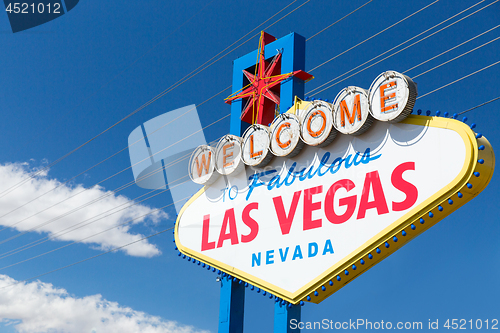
(50, 0), (217, 135)
(0, 98), (230, 236)
(308, 0), (441, 72)
(0, 133), (222, 259)
(458, 96), (500, 115)
(0, 129), (221, 249)
(417, 59), (500, 100)
(0, 145), (192, 237)
(306, 0), (373, 41)
(404, 24), (500, 74)
(0, 226), (174, 291)
(0, 87), (227, 224)
(308, 0), (497, 97)
(0, 0), (309, 202)
(412, 34), (500, 79)
(0, 195), (190, 272)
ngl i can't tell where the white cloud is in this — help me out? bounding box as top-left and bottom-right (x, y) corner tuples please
(0, 275), (208, 333)
(0, 162), (168, 257)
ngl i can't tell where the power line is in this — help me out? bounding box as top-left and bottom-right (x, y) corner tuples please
(458, 96), (500, 115)
(0, 146), (191, 237)
(306, 0), (373, 41)
(411, 33), (500, 79)
(0, 195), (190, 272)
(50, 0), (217, 135)
(308, 0), (497, 97)
(0, 132), (223, 259)
(0, 226), (174, 291)
(0, 0), (309, 202)
(0, 87), (228, 225)
(0, 98), (230, 237)
(0, 129), (221, 250)
(308, 0), (441, 72)
(417, 59), (500, 100)
(404, 24), (500, 74)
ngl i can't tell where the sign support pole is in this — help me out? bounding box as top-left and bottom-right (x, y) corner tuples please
(274, 302), (301, 333)
(218, 276), (245, 333)
(218, 31), (308, 332)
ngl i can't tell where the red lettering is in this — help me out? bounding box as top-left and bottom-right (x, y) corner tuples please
(325, 179), (356, 224)
(201, 214), (215, 251)
(391, 162), (418, 211)
(357, 171), (389, 219)
(241, 202), (259, 243)
(303, 185), (323, 230)
(273, 191), (301, 235)
(217, 208), (239, 248)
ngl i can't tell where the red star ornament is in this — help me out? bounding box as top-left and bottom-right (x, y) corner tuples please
(225, 31), (313, 126)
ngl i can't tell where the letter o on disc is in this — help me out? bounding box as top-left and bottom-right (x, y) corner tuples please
(189, 145), (219, 185)
(270, 113), (304, 158)
(333, 87), (373, 135)
(241, 124), (273, 167)
(368, 71), (417, 123)
(215, 135), (244, 176)
(300, 100), (337, 147)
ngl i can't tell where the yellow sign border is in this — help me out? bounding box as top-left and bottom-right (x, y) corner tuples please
(175, 115), (495, 304)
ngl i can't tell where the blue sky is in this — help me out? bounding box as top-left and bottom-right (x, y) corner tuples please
(0, 0), (499, 332)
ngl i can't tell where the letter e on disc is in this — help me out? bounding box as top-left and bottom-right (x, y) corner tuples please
(368, 71), (417, 123)
(215, 135), (244, 175)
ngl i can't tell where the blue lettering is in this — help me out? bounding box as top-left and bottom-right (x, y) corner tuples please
(308, 242), (318, 258)
(292, 245), (303, 260)
(353, 151), (363, 166)
(361, 148), (381, 164)
(317, 153), (331, 176)
(252, 252), (261, 267)
(267, 175), (281, 190)
(329, 157), (343, 174)
(344, 154), (354, 168)
(266, 250), (275, 265)
(299, 165), (316, 181)
(246, 174), (265, 201)
(322, 239), (334, 255)
(283, 163), (297, 186)
(245, 148), (381, 200)
(279, 247), (289, 262)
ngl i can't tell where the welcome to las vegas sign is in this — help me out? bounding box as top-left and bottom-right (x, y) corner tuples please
(175, 70), (495, 304)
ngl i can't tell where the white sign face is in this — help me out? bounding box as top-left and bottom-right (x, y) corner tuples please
(300, 101), (337, 147)
(215, 135), (244, 176)
(176, 116), (488, 302)
(188, 145), (218, 185)
(333, 87), (373, 135)
(241, 124), (272, 167)
(369, 71), (417, 123)
(270, 113), (303, 157)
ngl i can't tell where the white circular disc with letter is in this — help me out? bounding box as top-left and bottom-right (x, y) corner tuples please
(333, 87), (373, 135)
(368, 71), (417, 123)
(189, 145), (218, 185)
(241, 124), (273, 167)
(300, 100), (337, 147)
(215, 135), (244, 176)
(270, 113), (304, 157)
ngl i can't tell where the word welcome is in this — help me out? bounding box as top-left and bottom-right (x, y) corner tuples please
(189, 70), (416, 185)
